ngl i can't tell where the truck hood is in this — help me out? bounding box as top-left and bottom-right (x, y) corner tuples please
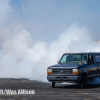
(49, 63), (79, 69)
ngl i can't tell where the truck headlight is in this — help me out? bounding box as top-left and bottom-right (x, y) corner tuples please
(73, 69), (79, 74)
(47, 69), (52, 74)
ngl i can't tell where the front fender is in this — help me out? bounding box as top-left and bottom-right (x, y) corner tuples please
(80, 70), (88, 76)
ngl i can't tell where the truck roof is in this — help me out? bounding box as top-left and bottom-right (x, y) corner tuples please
(63, 52), (100, 55)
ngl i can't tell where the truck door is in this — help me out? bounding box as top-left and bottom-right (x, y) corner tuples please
(94, 55), (100, 76)
(87, 54), (97, 76)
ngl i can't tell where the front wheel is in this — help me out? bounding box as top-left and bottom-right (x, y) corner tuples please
(80, 74), (87, 88)
(52, 82), (55, 88)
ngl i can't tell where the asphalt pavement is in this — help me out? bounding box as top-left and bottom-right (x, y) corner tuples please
(0, 78), (99, 100)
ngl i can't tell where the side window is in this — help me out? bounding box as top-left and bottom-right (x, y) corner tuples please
(95, 55), (100, 63)
(60, 55), (67, 63)
(89, 55), (94, 64)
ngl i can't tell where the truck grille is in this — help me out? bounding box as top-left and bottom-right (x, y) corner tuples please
(52, 69), (73, 75)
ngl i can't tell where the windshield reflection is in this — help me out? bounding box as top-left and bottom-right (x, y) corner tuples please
(60, 54), (87, 64)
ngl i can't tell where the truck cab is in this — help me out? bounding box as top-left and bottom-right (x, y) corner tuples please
(47, 52), (100, 88)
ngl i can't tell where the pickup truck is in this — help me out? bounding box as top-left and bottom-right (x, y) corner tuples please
(47, 52), (100, 88)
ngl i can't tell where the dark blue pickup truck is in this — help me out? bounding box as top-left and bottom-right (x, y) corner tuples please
(47, 52), (100, 88)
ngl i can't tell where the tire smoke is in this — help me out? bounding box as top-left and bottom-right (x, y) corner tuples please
(0, 1), (100, 83)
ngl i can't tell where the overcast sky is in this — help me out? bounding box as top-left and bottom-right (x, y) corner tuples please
(8, 0), (100, 41)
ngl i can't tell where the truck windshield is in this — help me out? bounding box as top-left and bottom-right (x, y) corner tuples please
(60, 54), (87, 64)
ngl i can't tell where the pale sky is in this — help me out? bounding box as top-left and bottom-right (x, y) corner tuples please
(9, 0), (100, 41)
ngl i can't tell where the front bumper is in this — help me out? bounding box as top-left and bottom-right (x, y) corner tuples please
(47, 75), (81, 83)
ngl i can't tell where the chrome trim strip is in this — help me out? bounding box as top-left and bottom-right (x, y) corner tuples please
(88, 74), (97, 77)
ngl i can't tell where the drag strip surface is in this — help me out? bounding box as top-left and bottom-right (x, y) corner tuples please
(0, 78), (100, 100)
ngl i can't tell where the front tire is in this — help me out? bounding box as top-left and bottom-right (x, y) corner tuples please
(52, 82), (55, 88)
(80, 74), (87, 88)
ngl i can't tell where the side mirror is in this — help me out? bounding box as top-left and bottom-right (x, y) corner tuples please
(91, 61), (94, 63)
(88, 61), (91, 65)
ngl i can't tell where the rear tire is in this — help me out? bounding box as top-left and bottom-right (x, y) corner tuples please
(80, 74), (87, 88)
(52, 82), (55, 88)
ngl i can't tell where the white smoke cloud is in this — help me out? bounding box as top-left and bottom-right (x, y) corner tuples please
(88, 77), (100, 85)
(0, 23), (99, 82)
(0, 0), (100, 83)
